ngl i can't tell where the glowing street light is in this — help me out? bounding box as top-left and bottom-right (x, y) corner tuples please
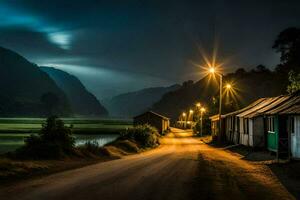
(225, 83), (232, 90)
(196, 103), (201, 108)
(208, 66), (223, 142)
(200, 107), (206, 137)
(182, 112), (187, 129)
(189, 109), (194, 114)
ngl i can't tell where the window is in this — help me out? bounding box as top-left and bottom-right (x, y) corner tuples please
(268, 116), (275, 132)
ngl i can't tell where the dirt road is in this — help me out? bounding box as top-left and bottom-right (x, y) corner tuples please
(0, 128), (294, 200)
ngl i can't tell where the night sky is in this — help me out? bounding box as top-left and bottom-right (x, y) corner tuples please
(0, 0), (300, 99)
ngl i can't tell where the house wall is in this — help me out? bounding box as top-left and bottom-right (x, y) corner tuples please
(252, 117), (265, 147)
(134, 113), (169, 133)
(249, 119), (253, 146)
(211, 120), (218, 136)
(239, 117), (249, 146)
(225, 116), (235, 144)
(233, 116), (240, 144)
(291, 116), (300, 159)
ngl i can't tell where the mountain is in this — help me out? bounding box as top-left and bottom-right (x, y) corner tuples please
(104, 84), (180, 117)
(152, 66), (287, 121)
(41, 67), (108, 117)
(0, 46), (71, 117)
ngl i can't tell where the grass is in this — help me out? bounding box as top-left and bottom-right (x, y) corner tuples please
(0, 118), (133, 154)
(0, 118), (133, 134)
(0, 156), (113, 184)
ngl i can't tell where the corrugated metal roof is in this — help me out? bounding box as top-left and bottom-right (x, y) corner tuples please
(223, 98), (266, 117)
(236, 97), (281, 118)
(265, 96), (300, 115)
(209, 114), (225, 121)
(279, 104), (300, 114)
(245, 95), (291, 118)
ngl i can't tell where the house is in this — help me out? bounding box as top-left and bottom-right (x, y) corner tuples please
(209, 114), (225, 141)
(264, 95), (300, 159)
(133, 111), (170, 133)
(223, 98), (266, 145)
(235, 97), (281, 147)
(213, 93), (300, 159)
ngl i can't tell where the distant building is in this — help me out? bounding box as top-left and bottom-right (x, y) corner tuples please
(133, 111), (170, 133)
(209, 114), (225, 141)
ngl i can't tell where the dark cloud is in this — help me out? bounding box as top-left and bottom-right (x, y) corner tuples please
(0, 0), (300, 98)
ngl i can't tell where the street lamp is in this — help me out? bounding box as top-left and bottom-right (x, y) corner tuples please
(208, 67), (223, 142)
(225, 83), (232, 90)
(200, 107), (206, 137)
(182, 112), (187, 129)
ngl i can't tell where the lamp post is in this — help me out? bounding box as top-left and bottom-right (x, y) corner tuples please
(189, 109), (194, 129)
(200, 107), (206, 136)
(209, 67), (223, 142)
(182, 112), (186, 129)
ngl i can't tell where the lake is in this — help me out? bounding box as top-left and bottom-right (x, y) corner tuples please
(0, 133), (119, 154)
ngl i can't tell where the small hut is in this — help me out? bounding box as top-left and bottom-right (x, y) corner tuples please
(209, 114), (225, 141)
(133, 111), (170, 133)
(264, 95), (300, 159)
(223, 98), (266, 145)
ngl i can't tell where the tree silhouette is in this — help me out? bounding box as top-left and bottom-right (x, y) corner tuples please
(287, 71), (300, 94)
(273, 27), (300, 73)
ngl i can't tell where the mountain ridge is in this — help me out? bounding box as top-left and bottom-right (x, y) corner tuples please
(104, 84), (180, 117)
(40, 67), (108, 117)
(0, 46), (71, 117)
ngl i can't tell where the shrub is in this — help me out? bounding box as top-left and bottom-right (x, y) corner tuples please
(193, 118), (211, 136)
(79, 141), (101, 155)
(15, 116), (75, 159)
(120, 124), (160, 148)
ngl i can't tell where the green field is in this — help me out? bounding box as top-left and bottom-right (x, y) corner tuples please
(0, 118), (133, 134)
(0, 118), (133, 153)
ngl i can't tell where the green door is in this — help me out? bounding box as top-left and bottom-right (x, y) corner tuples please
(267, 115), (278, 152)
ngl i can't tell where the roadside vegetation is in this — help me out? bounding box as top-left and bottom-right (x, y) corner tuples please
(77, 124), (161, 158)
(0, 118), (161, 183)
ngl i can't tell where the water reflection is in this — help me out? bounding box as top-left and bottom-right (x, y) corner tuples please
(0, 134), (119, 153)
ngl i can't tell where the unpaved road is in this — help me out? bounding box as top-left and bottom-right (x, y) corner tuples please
(0, 128), (294, 200)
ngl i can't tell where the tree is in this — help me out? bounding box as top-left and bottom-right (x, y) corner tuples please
(273, 27), (300, 72)
(287, 70), (300, 94)
(15, 116), (75, 159)
(41, 92), (60, 116)
(252, 65), (271, 73)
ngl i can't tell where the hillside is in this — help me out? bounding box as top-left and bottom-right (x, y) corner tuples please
(152, 67), (287, 121)
(104, 84), (180, 117)
(41, 67), (108, 117)
(0, 47), (71, 117)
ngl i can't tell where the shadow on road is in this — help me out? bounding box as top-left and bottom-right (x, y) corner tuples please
(268, 161), (300, 199)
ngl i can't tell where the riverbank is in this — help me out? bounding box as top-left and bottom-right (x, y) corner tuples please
(0, 135), (160, 185)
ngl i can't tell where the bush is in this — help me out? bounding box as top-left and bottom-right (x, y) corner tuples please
(15, 116), (75, 159)
(193, 118), (211, 136)
(78, 141), (102, 155)
(120, 124), (160, 148)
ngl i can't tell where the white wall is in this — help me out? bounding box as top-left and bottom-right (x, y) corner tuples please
(239, 117), (249, 146)
(292, 116), (300, 159)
